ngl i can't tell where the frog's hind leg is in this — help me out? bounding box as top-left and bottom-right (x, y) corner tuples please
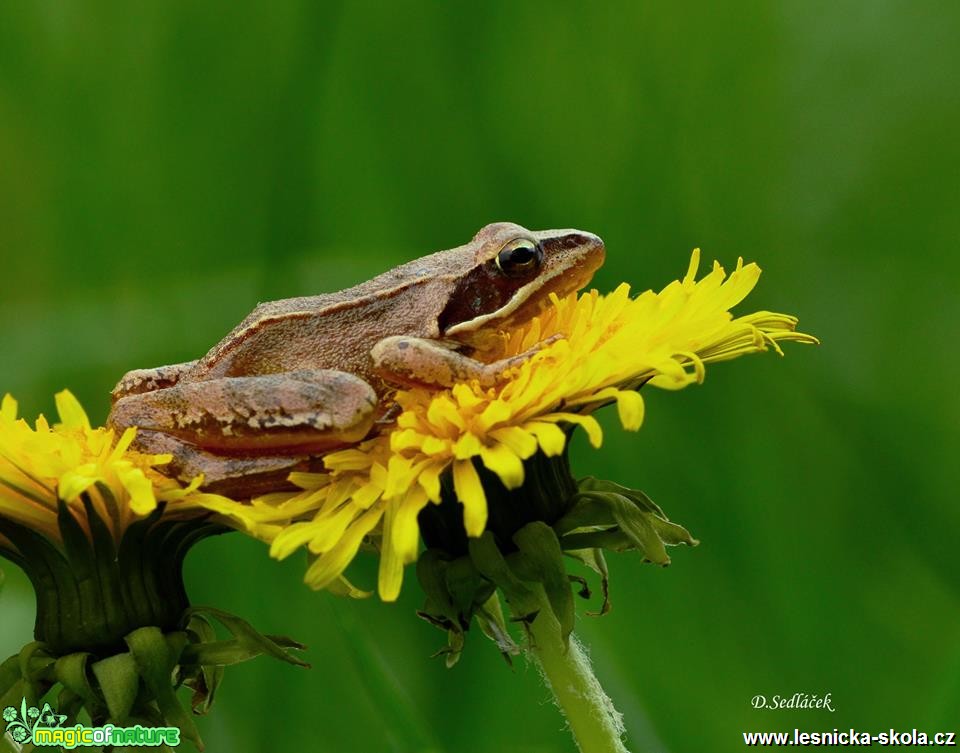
(130, 428), (318, 497)
(108, 369), (378, 454)
(112, 360), (199, 399)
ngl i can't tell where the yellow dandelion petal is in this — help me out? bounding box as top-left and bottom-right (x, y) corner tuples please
(115, 465), (159, 516)
(647, 373), (692, 390)
(416, 460), (445, 502)
(265, 491), (328, 520)
(324, 476), (359, 508)
(304, 503), (385, 591)
(428, 393), (468, 431)
(379, 486), (430, 601)
(384, 454), (417, 499)
(479, 442), (525, 489)
(477, 399), (512, 431)
(488, 426), (539, 460)
(327, 575), (373, 599)
(377, 502), (404, 602)
(58, 466), (99, 502)
(615, 390), (645, 431)
(157, 473), (205, 502)
(452, 459), (487, 537)
(717, 261), (762, 311)
(1, 394), (18, 421)
(682, 248), (701, 286)
(391, 427), (425, 453)
(451, 382), (485, 410)
(343, 480), (383, 511)
(54, 390), (91, 431)
(0, 488), (57, 538)
(541, 413), (604, 448)
(525, 421), (568, 457)
(422, 435), (451, 456)
(391, 487), (429, 562)
(286, 472), (331, 490)
(323, 447), (375, 472)
(452, 432), (483, 459)
(271, 519), (326, 560)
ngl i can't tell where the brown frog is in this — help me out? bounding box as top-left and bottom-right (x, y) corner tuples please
(108, 222), (605, 495)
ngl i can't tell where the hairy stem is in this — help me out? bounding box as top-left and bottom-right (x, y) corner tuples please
(523, 586), (630, 753)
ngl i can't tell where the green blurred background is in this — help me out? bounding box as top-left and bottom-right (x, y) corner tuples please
(2, 2), (958, 751)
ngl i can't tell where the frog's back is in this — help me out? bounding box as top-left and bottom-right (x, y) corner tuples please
(185, 248), (469, 386)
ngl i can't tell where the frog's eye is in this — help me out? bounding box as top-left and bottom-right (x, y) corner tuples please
(496, 238), (543, 277)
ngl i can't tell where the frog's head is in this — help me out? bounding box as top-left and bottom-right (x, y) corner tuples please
(440, 222), (605, 343)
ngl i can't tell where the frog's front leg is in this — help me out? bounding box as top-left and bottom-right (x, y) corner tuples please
(370, 335), (561, 390)
(108, 369), (377, 453)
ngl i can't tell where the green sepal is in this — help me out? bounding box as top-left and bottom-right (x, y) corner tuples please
(0, 518), (81, 656)
(114, 501), (166, 630)
(559, 478), (698, 565)
(0, 655), (19, 699)
(467, 533), (537, 614)
(179, 636), (305, 668)
(558, 529), (633, 552)
(414, 551), (469, 667)
(17, 643), (53, 707)
(568, 574), (591, 600)
(56, 501), (105, 643)
(180, 613), (223, 715)
(415, 550), (462, 626)
(53, 652), (102, 718)
(565, 548), (611, 616)
(444, 556), (494, 620)
(81, 495), (128, 639)
(181, 606), (309, 669)
(512, 523), (575, 645)
(578, 477), (667, 513)
(553, 496), (617, 535)
(124, 627), (202, 751)
(325, 575), (371, 599)
(0, 678), (25, 713)
(608, 493), (671, 564)
(428, 629), (465, 669)
(473, 593), (519, 665)
(57, 686), (86, 724)
(89, 651), (140, 724)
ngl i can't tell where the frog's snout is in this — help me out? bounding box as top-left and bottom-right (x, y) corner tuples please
(539, 229), (605, 269)
(577, 231), (606, 273)
(538, 229), (606, 294)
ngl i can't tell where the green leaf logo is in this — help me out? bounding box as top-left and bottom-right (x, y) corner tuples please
(3, 700), (65, 750)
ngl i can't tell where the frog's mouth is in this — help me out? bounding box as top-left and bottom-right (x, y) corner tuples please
(444, 230), (605, 341)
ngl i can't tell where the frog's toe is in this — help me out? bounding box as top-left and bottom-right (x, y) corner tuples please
(111, 360), (199, 400)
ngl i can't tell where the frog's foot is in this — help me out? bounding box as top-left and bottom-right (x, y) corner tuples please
(112, 360), (199, 399)
(370, 334), (563, 390)
(130, 429), (320, 497)
(108, 369), (378, 454)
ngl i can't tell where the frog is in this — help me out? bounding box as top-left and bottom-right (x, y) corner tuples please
(107, 221), (605, 496)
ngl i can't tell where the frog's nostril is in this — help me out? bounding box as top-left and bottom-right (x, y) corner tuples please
(579, 231), (604, 252)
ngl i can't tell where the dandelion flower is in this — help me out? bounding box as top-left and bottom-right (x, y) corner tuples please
(0, 391), (306, 750)
(215, 249), (817, 604)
